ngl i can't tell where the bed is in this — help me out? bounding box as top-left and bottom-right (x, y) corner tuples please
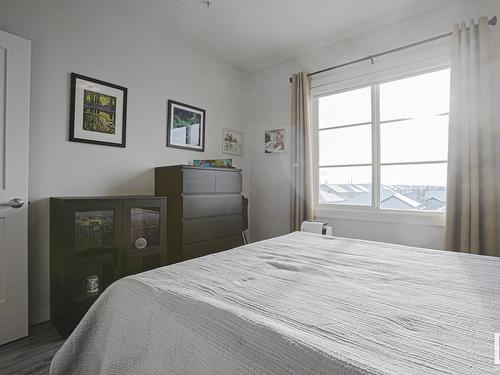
(50, 231), (500, 374)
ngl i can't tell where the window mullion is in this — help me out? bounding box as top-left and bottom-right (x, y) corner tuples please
(372, 85), (381, 210)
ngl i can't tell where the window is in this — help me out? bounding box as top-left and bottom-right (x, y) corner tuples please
(316, 68), (450, 211)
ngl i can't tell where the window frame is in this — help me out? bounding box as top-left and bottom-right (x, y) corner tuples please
(312, 65), (450, 227)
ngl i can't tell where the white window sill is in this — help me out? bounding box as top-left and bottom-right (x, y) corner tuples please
(315, 205), (445, 227)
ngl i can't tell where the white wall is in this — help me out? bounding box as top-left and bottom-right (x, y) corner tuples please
(246, 0), (500, 249)
(0, 0), (250, 323)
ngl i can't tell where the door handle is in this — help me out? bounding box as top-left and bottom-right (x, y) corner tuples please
(0, 198), (24, 209)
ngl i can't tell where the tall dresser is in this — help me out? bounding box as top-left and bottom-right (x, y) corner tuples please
(155, 165), (244, 264)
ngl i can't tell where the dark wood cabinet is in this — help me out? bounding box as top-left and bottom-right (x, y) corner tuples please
(50, 196), (167, 336)
(155, 165), (244, 264)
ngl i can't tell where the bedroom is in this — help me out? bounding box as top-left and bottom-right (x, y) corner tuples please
(0, 0), (499, 374)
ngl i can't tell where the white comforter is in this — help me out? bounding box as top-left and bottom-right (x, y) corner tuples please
(50, 232), (500, 375)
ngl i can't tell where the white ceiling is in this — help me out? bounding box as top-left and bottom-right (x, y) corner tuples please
(119, 0), (459, 72)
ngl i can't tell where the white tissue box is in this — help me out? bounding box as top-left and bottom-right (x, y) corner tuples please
(300, 221), (333, 235)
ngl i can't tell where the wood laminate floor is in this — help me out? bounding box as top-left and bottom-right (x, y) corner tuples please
(0, 322), (64, 375)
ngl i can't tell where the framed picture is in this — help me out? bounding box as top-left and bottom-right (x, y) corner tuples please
(222, 128), (244, 155)
(70, 73), (127, 148)
(265, 128), (285, 153)
(167, 100), (205, 152)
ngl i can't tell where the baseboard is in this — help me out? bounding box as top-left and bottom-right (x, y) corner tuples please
(29, 306), (50, 325)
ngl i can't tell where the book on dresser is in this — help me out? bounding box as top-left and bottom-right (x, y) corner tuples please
(155, 165), (244, 264)
(50, 196), (167, 336)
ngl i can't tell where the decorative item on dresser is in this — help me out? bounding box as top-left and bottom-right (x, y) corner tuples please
(192, 158), (233, 168)
(155, 165), (244, 264)
(50, 196), (167, 336)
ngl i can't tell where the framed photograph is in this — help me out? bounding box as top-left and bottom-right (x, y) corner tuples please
(70, 73), (127, 148)
(167, 100), (205, 152)
(265, 128), (285, 153)
(222, 128), (244, 155)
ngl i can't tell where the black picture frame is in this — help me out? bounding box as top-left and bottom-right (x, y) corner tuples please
(167, 100), (206, 152)
(69, 73), (128, 148)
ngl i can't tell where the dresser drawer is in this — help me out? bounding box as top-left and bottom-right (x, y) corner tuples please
(215, 171), (242, 193)
(183, 215), (242, 244)
(183, 235), (243, 260)
(183, 195), (242, 218)
(183, 169), (216, 194)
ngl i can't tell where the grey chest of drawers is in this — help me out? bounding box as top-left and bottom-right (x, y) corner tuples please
(155, 165), (244, 264)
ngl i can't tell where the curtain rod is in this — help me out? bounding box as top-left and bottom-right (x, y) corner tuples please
(289, 16), (497, 83)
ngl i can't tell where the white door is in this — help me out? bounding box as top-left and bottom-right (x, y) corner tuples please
(0, 31), (31, 345)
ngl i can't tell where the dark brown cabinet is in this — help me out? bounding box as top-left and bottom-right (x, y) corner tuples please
(155, 165), (244, 264)
(50, 196), (167, 336)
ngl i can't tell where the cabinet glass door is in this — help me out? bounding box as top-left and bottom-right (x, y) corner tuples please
(130, 208), (160, 250)
(123, 199), (167, 275)
(74, 210), (114, 256)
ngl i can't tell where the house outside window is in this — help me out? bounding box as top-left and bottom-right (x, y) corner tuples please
(315, 68), (450, 212)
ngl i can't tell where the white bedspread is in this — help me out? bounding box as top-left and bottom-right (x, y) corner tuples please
(50, 232), (500, 375)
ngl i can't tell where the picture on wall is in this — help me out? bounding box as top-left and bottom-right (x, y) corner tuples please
(69, 73), (127, 148)
(222, 128), (244, 155)
(265, 128), (285, 153)
(167, 100), (206, 152)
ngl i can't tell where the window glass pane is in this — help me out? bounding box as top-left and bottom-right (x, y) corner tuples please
(319, 166), (372, 205)
(318, 87), (371, 128)
(380, 115), (448, 163)
(319, 125), (371, 166)
(380, 163), (447, 211)
(380, 69), (450, 121)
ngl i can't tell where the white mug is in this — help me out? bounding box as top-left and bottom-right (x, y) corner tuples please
(85, 275), (99, 294)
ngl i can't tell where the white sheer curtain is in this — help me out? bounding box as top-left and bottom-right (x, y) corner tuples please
(445, 17), (499, 256)
(290, 72), (314, 231)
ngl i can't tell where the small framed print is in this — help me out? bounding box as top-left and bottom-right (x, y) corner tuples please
(265, 128), (285, 153)
(167, 100), (206, 152)
(69, 73), (127, 148)
(222, 128), (244, 156)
